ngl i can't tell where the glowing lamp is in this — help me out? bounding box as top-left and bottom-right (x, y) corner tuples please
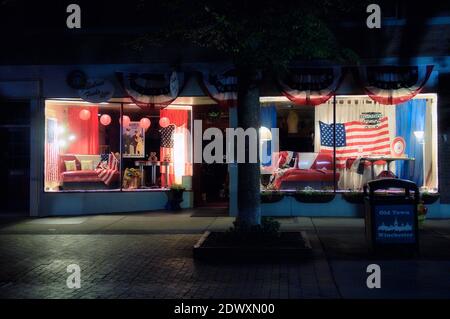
(259, 126), (272, 141)
(139, 117), (151, 130)
(159, 117), (170, 128)
(100, 114), (112, 126)
(79, 109), (91, 121)
(120, 115), (131, 128)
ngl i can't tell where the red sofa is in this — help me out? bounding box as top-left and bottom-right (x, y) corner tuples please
(273, 153), (339, 190)
(59, 154), (119, 189)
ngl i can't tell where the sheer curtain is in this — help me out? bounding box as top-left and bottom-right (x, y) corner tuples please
(314, 97), (396, 190)
(67, 106), (99, 155)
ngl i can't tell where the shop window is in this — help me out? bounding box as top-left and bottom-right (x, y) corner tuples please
(121, 104), (192, 191)
(44, 100), (193, 192)
(330, 96), (438, 192)
(44, 100), (121, 191)
(260, 103), (334, 192)
(260, 94), (438, 193)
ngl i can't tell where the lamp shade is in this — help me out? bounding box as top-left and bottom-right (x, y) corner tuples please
(120, 115), (131, 127)
(99, 114), (111, 126)
(259, 126), (272, 141)
(159, 117), (170, 128)
(139, 117), (151, 130)
(79, 109), (91, 121)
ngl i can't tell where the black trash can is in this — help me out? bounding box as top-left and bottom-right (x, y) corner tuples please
(364, 178), (420, 255)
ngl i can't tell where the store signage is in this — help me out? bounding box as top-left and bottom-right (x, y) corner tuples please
(79, 78), (114, 103)
(360, 112), (382, 128)
(374, 204), (416, 244)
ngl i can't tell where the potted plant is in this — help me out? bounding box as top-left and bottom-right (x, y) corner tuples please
(207, 109), (222, 123)
(417, 200), (428, 228)
(421, 191), (440, 205)
(342, 191), (365, 204)
(293, 187), (335, 203)
(122, 168), (141, 189)
(165, 184), (185, 210)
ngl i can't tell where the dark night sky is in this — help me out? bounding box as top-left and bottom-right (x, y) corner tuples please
(0, 1), (448, 64)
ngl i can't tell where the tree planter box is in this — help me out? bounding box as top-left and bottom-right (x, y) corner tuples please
(293, 192), (335, 203)
(193, 231), (312, 261)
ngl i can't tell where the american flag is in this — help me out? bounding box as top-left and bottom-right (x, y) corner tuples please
(95, 152), (119, 185)
(319, 116), (391, 168)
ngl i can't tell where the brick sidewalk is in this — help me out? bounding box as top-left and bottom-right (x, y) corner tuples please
(1, 214), (450, 299)
(0, 233), (338, 299)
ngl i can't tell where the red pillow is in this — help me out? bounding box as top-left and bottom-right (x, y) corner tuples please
(312, 153), (333, 170)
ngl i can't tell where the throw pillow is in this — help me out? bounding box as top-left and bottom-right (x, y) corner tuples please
(278, 151), (297, 168)
(80, 160), (93, 171)
(64, 160), (77, 172)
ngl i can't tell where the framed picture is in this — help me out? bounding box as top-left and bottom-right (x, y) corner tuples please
(122, 121), (145, 158)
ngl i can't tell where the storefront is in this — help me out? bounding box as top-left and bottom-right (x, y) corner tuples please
(0, 62), (447, 218)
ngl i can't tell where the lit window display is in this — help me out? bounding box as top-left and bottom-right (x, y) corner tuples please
(260, 94), (438, 193)
(44, 100), (192, 192)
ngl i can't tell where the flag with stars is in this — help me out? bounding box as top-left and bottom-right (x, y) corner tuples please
(319, 117), (391, 168)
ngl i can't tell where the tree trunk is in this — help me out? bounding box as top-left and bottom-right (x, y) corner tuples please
(235, 67), (261, 227)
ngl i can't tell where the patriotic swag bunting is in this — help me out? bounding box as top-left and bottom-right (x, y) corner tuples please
(278, 67), (344, 106)
(117, 71), (184, 109)
(200, 68), (237, 107)
(357, 65), (433, 105)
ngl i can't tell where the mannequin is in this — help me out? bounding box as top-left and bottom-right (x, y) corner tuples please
(287, 110), (299, 134)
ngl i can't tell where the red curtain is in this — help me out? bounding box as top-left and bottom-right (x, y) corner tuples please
(160, 109), (188, 187)
(67, 106), (99, 155)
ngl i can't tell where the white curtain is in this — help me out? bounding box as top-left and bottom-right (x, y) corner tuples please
(314, 97), (397, 190)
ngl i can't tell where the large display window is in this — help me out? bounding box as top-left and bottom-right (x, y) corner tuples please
(261, 94), (438, 193)
(44, 99), (192, 192)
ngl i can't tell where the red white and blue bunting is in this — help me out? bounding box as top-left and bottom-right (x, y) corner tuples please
(116, 71), (184, 109)
(356, 65), (433, 105)
(200, 67), (237, 107)
(278, 67), (344, 106)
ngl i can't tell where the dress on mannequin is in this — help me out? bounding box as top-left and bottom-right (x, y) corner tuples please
(287, 110), (299, 134)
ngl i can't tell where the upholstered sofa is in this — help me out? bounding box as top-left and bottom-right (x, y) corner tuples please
(270, 152), (340, 190)
(59, 154), (119, 189)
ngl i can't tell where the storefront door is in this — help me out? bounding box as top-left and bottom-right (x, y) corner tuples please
(0, 100), (30, 215)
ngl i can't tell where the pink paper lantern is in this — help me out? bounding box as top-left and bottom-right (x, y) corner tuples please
(99, 114), (111, 126)
(120, 115), (131, 127)
(79, 109), (91, 121)
(159, 117), (170, 128)
(139, 117), (151, 130)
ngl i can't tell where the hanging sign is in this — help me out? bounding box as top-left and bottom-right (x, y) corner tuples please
(278, 67), (344, 106)
(79, 78), (114, 103)
(116, 71), (184, 109)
